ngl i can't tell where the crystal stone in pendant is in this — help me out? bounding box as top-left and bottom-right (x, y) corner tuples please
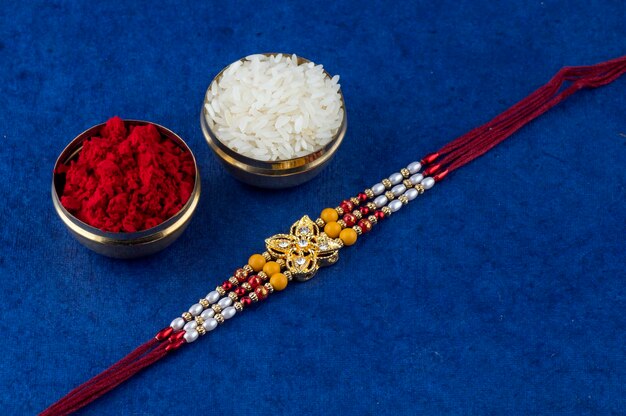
(299, 226), (310, 235)
(295, 257), (306, 265)
(298, 239), (308, 248)
(278, 241), (289, 248)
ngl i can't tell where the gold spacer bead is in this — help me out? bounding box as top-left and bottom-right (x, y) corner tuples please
(385, 191), (395, 201)
(197, 325), (207, 336)
(249, 292), (259, 302)
(228, 276), (238, 285)
(401, 168), (410, 178)
(350, 196), (360, 206)
(353, 225), (363, 235)
(366, 202), (376, 210)
(368, 215), (378, 225)
(195, 316), (205, 325)
(242, 282), (252, 291)
(283, 271), (293, 281)
(243, 264), (253, 274)
(258, 271), (268, 281)
(264, 282), (274, 293)
(182, 312), (193, 322)
(262, 252), (272, 261)
(399, 195), (409, 205)
(352, 210), (362, 219)
(337, 219), (347, 228)
(415, 184), (425, 194)
(276, 259), (285, 267)
(335, 206), (344, 216)
(364, 188), (374, 199)
(382, 178), (392, 189)
(211, 304), (222, 314)
(381, 206), (392, 216)
(228, 292), (239, 301)
(215, 314), (225, 324)
(234, 302), (243, 312)
(315, 218), (326, 228)
(403, 179), (413, 189)
(216, 286), (226, 296)
(199, 298), (210, 308)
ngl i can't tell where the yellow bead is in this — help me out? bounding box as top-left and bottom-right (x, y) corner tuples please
(320, 208), (339, 223)
(324, 221), (342, 238)
(339, 228), (358, 246)
(248, 254), (266, 272)
(263, 261), (281, 276)
(270, 273), (288, 291)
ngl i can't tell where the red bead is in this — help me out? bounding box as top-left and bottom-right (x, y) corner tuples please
(340, 200), (354, 213)
(359, 206), (370, 216)
(343, 213), (356, 227)
(155, 326), (173, 341)
(170, 330), (185, 342)
(235, 287), (247, 297)
(248, 275), (262, 288)
(234, 268), (247, 283)
(240, 296), (252, 307)
(358, 219), (372, 233)
(222, 281), (233, 291)
(374, 210), (385, 220)
(423, 163), (441, 176)
(165, 338), (185, 352)
(433, 169), (449, 182)
(357, 192), (368, 202)
(255, 286), (269, 300)
(421, 152), (440, 164)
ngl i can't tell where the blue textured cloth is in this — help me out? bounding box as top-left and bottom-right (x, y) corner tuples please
(0, 1), (624, 415)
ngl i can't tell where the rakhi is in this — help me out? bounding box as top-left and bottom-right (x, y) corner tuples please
(42, 55), (626, 415)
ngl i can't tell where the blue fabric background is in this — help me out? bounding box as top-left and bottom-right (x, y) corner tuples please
(0, 1), (624, 415)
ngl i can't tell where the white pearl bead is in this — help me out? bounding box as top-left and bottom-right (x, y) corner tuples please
(170, 317), (185, 330)
(222, 307), (236, 320)
(391, 184), (406, 197)
(205, 291), (220, 304)
(203, 318), (218, 332)
(184, 330), (199, 343)
(389, 200), (403, 212)
(374, 195), (388, 208)
(389, 172), (403, 185)
(184, 321), (197, 332)
(188, 303), (203, 316)
(410, 174), (424, 185)
(408, 161), (422, 174)
(372, 183), (385, 196)
(421, 177), (435, 189)
(218, 297), (232, 308)
(200, 309), (215, 320)
(404, 188), (418, 201)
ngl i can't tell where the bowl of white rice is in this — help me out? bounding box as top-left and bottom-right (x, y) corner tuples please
(201, 53), (347, 188)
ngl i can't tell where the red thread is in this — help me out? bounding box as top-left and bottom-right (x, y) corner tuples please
(40, 338), (173, 416)
(423, 55), (626, 179)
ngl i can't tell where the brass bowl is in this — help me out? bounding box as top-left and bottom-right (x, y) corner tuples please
(201, 53), (347, 189)
(51, 120), (201, 259)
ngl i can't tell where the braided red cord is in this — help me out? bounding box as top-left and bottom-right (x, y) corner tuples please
(40, 337), (172, 416)
(426, 55), (626, 178)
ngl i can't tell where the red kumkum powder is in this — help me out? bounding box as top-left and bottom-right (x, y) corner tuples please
(60, 117), (195, 232)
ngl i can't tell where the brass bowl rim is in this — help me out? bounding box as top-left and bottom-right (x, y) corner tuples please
(51, 119), (201, 245)
(201, 52), (347, 176)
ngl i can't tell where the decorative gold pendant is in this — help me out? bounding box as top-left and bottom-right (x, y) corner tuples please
(265, 215), (343, 281)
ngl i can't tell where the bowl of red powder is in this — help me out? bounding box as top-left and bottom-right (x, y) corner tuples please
(52, 117), (201, 258)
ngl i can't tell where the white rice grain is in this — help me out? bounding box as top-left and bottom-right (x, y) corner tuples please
(205, 54), (343, 161)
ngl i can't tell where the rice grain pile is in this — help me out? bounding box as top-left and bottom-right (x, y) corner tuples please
(204, 54), (344, 161)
